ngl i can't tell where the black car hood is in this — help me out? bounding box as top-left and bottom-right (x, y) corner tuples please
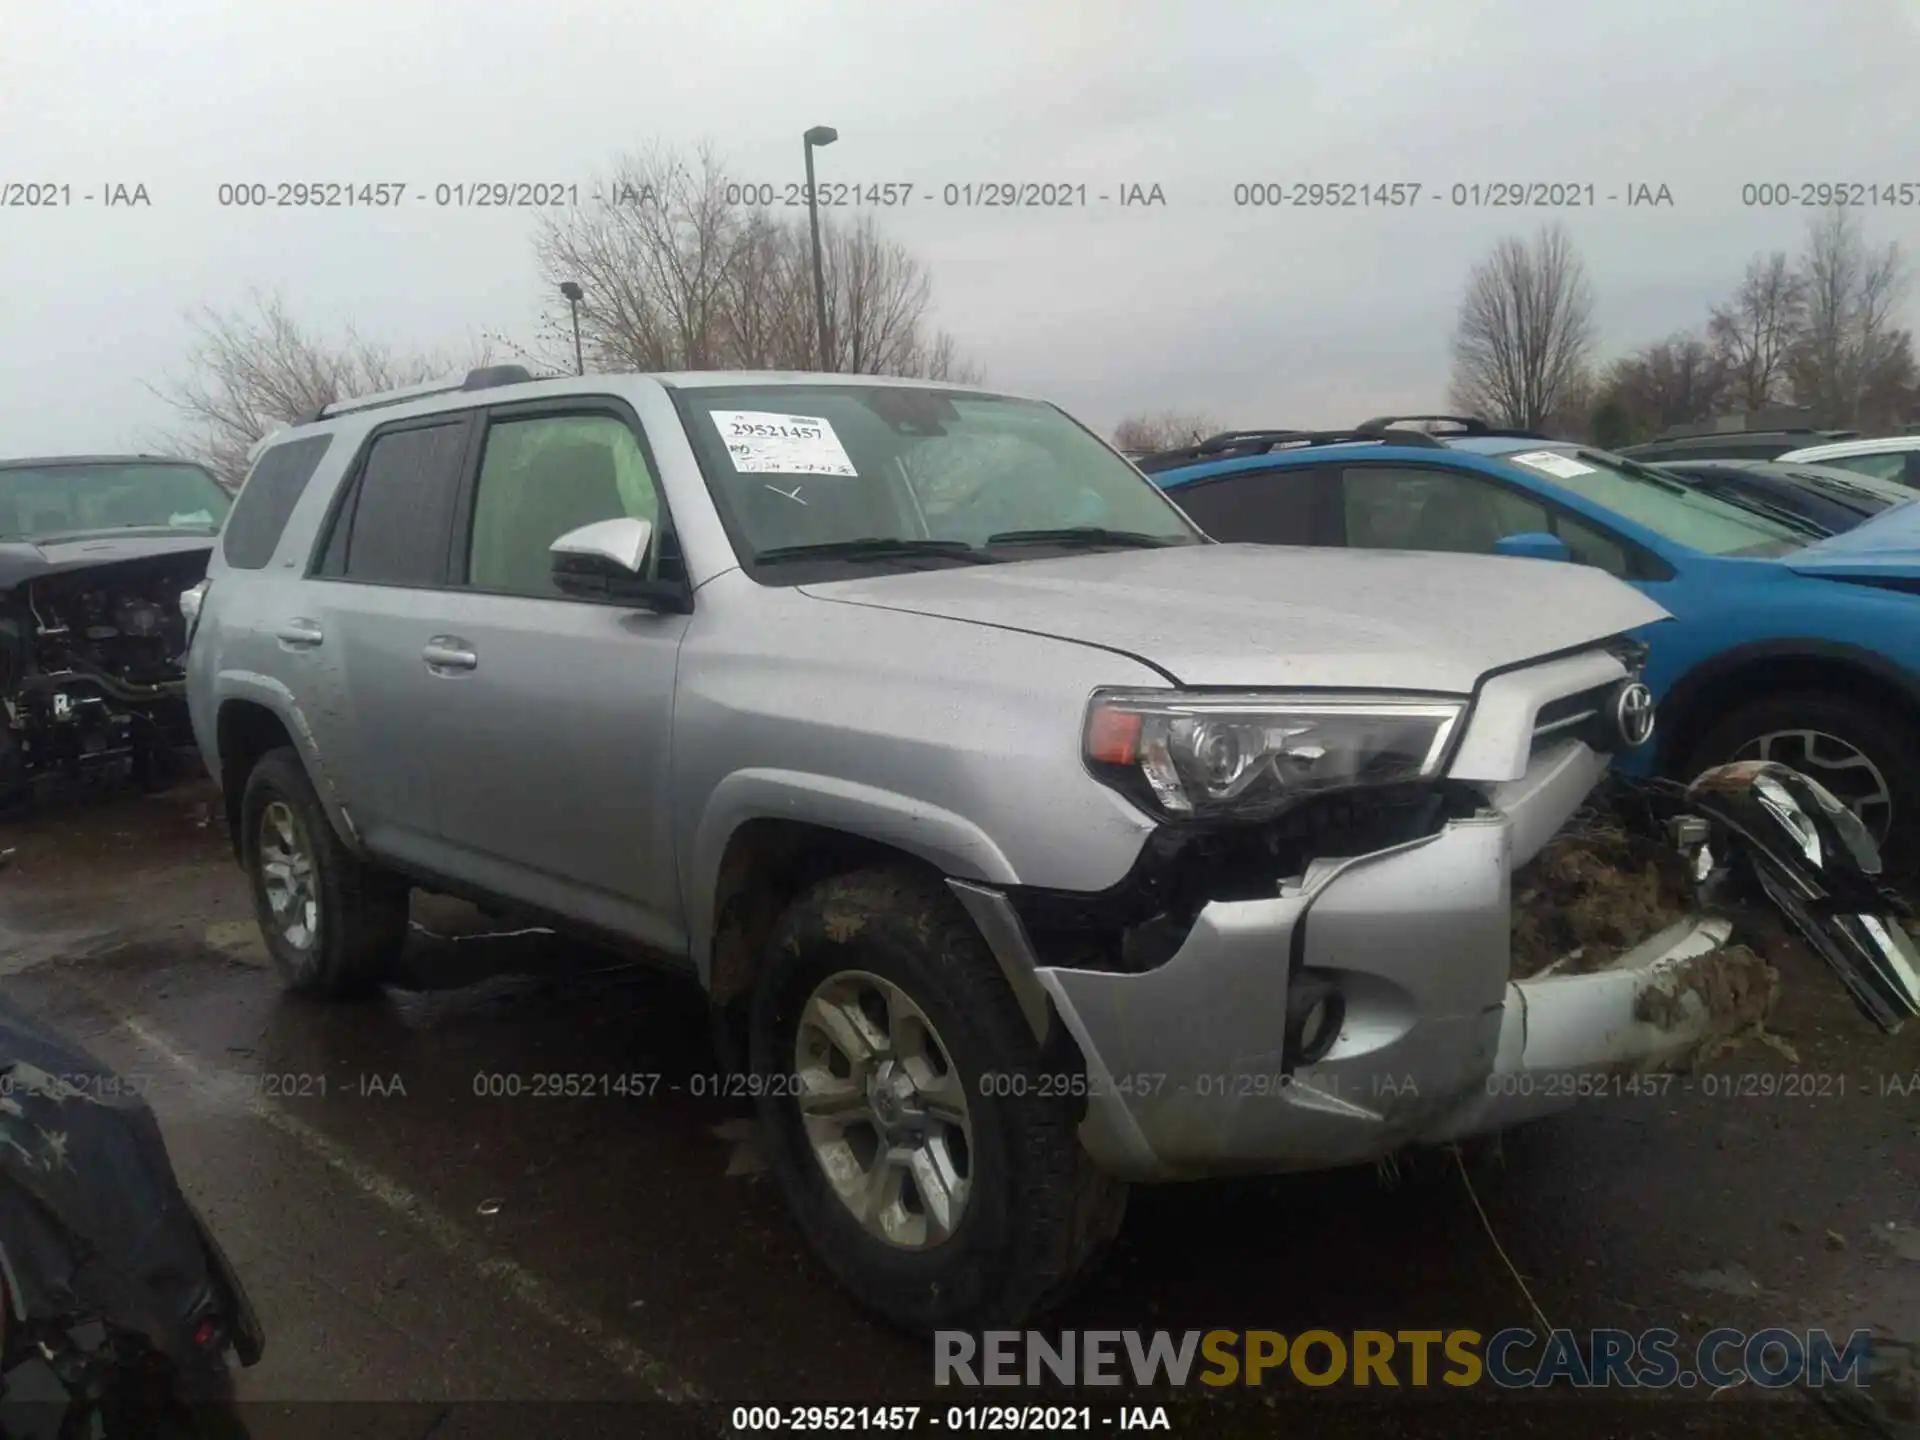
(0, 993), (225, 1364)
(0, 530), (217, 590)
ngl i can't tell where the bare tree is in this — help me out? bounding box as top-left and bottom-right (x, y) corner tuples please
(1708, 252), (1805, 410)
(531, 141), (976, 381)
(1447, 223), (1597, 431)
(1788, 207), (1913, 428)
(149, 291), (490, 487)
(1111, 410), (1223, 453)
(1597, 333), (1731, 435)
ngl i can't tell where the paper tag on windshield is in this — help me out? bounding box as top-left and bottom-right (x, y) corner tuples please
(169, 511), (214, 527)
(712, 411), (857, 476)
(1508, 450), (1598, 479)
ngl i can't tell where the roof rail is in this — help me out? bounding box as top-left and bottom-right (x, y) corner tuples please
(300, 364), (538, 424)
(1354, 413), (1550, 440)
(1134, 426), (1445, 472)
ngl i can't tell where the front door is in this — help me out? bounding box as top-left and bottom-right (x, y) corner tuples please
(419, 403), (693, 957)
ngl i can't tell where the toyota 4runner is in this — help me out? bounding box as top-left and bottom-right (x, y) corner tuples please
(184, 366), (1769, 1330)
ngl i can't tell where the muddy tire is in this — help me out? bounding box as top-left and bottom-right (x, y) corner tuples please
(239, 747), (409, 998)
(749, 865), (1125, 1333)
(0, 727), (28, 818)
(1679, 691), (1920, 869)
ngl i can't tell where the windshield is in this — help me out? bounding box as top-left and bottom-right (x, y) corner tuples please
(1807, 451), (1914, 485)
(1780, 464), (1914, 510)
(0, 462), (231, 541)
(1499, 447), (1804, 558)
(673, 384), (1204, 576)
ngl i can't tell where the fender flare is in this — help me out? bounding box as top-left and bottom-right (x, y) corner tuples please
(1660, 638), (1920, 765)
(211, 672), (365, 853)
(685, 768), (1020, 987)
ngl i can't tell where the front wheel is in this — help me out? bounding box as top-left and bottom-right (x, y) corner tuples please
(1680, 691), (1920, 869)
(749, 866), (1125, 1333)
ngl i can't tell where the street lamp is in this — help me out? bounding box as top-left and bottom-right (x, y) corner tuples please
(559, 280), (584, 376)
(802, 125), (837, 371)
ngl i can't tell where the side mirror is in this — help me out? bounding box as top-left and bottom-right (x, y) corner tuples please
(549, 518), (688, 610)
(1494, 530), (1573, 563)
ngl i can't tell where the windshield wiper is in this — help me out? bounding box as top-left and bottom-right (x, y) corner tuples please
(984, 527), (1183, 550)
(753, 537), (990, 565)
(1693, 489), (1828, 538)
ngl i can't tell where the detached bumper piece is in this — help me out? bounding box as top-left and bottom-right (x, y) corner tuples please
(1684, 760), (1920, 1035)
(1424, 916), (1776, 1141)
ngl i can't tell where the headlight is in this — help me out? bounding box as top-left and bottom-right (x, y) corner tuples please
(1083, 690), (1467, 821)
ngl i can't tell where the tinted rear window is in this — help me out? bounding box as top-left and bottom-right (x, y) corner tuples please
(222, 435), (334, 569)
(333, 422), (468, 586)
(1172, 469), (1334, 545)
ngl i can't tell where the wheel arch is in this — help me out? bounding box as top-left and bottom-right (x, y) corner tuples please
(212, 679), (359, 860)
(690, 772), (1027, 1024)
(1658, 639), (1920, 774)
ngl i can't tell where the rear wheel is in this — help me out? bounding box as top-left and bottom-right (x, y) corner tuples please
(239, 747), (410, 997)
(1680, 691), (1920, 869)
(749, 866), (1125, 1333)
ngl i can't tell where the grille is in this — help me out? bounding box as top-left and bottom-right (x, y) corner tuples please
(1529, 682), (1614, 757)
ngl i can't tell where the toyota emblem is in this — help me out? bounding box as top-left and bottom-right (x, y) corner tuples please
(1614, 681), (1656, 749)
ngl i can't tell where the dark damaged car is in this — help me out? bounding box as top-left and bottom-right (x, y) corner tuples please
(0, 456), (230, 810)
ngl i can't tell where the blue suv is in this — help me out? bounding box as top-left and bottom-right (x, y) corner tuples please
(1139, 416), (1920, 863)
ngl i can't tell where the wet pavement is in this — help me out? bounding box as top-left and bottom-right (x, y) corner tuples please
(0, 775), (1916, 1439)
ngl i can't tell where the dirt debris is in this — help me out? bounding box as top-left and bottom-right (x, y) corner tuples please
(1511, 823), (1701, 978)
(1634, 944), (1779, 1032)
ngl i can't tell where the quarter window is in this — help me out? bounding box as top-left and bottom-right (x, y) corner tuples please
(224, 435), (333, 569)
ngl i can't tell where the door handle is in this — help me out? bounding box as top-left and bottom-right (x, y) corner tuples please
(422, 637), (478, 672)
(275, 619), (324, 647)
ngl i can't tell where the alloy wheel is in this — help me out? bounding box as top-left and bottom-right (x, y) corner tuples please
(259, 799), (320, 953)
(792, 969), (973, 1250)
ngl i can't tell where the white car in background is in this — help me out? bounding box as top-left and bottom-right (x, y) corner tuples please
(1777, 433), (1920, 488)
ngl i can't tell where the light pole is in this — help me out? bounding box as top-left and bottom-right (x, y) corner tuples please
(559, 281), (584, 375)
(802, 125), (837, 371)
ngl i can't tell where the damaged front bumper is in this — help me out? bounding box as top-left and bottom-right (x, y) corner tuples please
(952, 739), (1776, 1185)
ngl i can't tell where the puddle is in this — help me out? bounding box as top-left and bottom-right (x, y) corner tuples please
(1877, 1224), (1920, 1263)
(1677, 1264), (1766, 1298)
(204, 920), (269, 968)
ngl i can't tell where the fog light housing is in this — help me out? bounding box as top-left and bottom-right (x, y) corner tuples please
(1286, 972), (1345, 1065)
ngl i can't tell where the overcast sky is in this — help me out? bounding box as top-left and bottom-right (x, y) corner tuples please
(2, 0), (1917, 455)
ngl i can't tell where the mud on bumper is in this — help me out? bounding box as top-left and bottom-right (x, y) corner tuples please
(950, 740), (1776, 1185)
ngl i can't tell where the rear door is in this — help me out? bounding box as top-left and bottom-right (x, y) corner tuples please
(300, 413), (475, 867)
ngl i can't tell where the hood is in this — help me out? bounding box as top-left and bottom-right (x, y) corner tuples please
(1782, 496), (1920, 582)
(0, 992), (224, 1358)
(799, 543), (1671, 692)
(0, 528), (217, 590)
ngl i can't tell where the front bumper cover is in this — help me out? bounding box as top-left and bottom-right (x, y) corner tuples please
(951, 741), (1775, 1184)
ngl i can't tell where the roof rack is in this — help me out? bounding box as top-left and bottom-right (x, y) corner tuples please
(1134, 426), (1445, 472)
(1354, 413), (1550, 440)
(299, 364), (538, 424)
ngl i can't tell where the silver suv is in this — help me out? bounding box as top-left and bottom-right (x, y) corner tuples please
(184, 366), (1761, 1330)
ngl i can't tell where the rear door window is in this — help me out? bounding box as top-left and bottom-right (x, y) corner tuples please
(318, 420), (471, 586)
(1166, 467), (1338, 545)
